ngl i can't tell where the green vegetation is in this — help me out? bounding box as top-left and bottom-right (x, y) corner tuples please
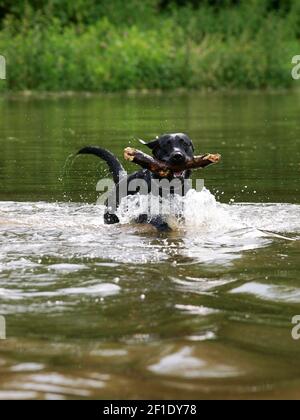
(0, 0), (299, 91)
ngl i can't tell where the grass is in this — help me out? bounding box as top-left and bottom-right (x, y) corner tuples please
(0, 0), (299, 92)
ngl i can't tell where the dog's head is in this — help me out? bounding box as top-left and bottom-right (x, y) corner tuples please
(140, 133), (194, 178)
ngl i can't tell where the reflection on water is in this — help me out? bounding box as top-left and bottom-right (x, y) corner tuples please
(230, 282), (300, 303)
(0, 92), (300, 399)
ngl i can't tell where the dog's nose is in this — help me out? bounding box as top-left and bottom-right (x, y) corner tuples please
(170, 152), (185, 165)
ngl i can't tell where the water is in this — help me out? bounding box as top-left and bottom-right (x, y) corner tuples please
(0, 91), (300, 399)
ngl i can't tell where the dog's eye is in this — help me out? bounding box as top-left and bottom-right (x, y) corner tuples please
(179, 139), (189, 149)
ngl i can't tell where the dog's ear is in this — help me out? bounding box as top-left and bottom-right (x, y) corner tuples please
(139, 138), (159, 150)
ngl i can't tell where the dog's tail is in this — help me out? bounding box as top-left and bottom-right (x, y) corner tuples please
(78, 146), (126, 185)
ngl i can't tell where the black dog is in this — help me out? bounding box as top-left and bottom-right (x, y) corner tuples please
(78, 133), (195, 231)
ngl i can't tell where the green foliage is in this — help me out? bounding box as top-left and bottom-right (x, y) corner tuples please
(0, 0), (298, 91)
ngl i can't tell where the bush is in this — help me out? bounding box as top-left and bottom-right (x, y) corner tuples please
(0, 0), (298, 91)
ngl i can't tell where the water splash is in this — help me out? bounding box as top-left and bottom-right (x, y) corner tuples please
(0, 189), (299, 272)
(116, 187), (236, 231)
(116, 187), (300, 237)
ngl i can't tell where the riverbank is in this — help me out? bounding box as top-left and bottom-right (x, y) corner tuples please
(1, 88), (300, 101)
(0, 1), (299, 92)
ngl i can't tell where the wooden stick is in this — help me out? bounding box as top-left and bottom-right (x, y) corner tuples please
(124, 147), (221, 177)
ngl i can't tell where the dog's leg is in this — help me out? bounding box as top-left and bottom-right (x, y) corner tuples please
(135, 214), (148, 224)
(135, 214), (171, 232)
(149, 216), (172, 232)
(104, 212), (120, 224)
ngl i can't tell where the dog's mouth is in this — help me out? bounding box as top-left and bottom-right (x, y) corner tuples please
(173, 170), (185, 178)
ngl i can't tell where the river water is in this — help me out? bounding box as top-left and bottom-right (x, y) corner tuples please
(0, 92), (300, 399)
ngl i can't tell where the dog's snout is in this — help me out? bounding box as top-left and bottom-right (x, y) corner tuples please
(170, 152), (185, 164)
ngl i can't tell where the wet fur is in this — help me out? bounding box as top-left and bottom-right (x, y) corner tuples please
(78, 133), (195, 232)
